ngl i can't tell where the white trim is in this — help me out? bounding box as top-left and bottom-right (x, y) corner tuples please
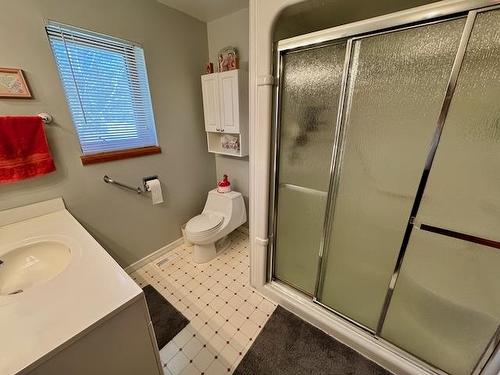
(257, 74), (275, 86)
(255, 237), (268, 246)
(124, 237), (184, 274)
(482, 345), (500, 375)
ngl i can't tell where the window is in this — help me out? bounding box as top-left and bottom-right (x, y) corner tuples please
(46, 21), (160, 164)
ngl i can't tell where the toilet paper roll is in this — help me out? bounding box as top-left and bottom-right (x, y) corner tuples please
(146, 179), (164, 205)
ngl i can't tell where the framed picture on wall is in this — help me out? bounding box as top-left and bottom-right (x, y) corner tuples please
(0, 68), (32, 98)
(218, 47), (239, 72)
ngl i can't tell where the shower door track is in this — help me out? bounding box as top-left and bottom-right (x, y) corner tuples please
(268, 2), (500, 375)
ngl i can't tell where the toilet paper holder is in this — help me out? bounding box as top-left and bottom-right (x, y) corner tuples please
(142, 175), (159, 191)
(103, 175), (159, 194)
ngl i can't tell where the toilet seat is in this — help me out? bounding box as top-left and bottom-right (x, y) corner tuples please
(186, 213), (224, 236)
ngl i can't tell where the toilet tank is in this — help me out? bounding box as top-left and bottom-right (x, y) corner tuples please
(203, 189), (245, 220)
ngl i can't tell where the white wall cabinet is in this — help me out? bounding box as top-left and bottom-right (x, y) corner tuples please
(201, 69), (248, 157)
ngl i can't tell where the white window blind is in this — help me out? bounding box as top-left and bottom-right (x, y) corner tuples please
(46, 21), (158, 155)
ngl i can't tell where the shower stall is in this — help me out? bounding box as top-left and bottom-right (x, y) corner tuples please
(268, 3), (500, 375)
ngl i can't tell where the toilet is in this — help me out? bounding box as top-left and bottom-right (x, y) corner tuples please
(185, 189), (246, 263)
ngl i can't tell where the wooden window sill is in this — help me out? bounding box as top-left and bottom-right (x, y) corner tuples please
(80, 146), (161, 165)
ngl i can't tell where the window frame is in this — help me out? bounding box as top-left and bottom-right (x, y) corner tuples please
(46, 21), (161, 164)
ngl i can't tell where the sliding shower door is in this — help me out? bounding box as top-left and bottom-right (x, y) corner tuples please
(316, 18), (466, 330)
(272, 5), (500, 375)
(272, 43), (346, 294)
(381, 9), (500, 375)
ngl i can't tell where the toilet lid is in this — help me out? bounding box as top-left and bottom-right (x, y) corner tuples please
(186, 213), (223, 233)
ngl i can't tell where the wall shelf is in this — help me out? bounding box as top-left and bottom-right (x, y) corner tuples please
(206, 131), (248, 157)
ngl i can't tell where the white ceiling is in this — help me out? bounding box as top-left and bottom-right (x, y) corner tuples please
(157, 0), (248, 22)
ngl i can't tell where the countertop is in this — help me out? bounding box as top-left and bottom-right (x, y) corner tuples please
(0, 199), (142, 375)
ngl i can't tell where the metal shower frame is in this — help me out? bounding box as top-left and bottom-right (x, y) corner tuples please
(268, 2), (500, 374)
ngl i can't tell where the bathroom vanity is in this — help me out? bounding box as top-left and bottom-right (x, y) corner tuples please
(0, 198), (162, 375)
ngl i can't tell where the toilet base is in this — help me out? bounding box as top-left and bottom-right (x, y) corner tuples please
(192, 236), (231, 264)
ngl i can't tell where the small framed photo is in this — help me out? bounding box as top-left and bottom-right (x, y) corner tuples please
(0, 68), (32, 98)
(218, 47), (239, 72)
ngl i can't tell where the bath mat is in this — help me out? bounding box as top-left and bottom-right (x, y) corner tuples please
(143, 285), (189, 349)
(234, 306), (392, 375)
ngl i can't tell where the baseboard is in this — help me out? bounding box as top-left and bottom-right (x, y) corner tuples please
(124, 237), (184, 274)
(125, 226), (248, 274)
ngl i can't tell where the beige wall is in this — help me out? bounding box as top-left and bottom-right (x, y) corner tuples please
(207, 8), (249, 205)
(0, 0), (216, 267)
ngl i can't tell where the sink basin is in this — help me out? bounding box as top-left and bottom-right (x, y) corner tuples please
(0, 241), (71, 295)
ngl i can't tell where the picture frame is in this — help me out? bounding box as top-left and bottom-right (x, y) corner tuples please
(0, 68), (32, 98)
(218, 47), (239, 72)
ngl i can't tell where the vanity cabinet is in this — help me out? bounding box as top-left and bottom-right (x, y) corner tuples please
(201, 69), (248, 157)
(0, 198), (162, 375)
(28, 295), (162, 375)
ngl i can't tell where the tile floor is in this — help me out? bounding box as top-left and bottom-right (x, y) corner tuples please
(130, 230), (277, 375)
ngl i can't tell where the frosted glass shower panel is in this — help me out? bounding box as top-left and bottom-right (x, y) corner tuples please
(277, 44), (346, 189)
(381, 229), (500, 375)
(318, 19), (466, 329)
(274, 185), (327, 293)
(273, 44), (346, 294)
(418, 9), (500, 241)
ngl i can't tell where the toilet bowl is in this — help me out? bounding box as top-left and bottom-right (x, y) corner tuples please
(185, 189), (246, 263)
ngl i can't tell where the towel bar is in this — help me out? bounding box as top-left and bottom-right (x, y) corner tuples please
(38, 113), (53, 124)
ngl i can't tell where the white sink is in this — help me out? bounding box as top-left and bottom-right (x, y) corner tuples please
(0, 241), (71, 295)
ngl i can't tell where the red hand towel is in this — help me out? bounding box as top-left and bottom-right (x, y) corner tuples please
(0, 116), (56, 183)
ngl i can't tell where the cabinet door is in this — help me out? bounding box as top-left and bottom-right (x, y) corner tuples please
(201, 74), (220, 132)
(218, 70), (240, 133)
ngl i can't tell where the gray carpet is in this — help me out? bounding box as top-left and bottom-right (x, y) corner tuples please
(143, 285), (189, 349)
(234, 306), (392, 375)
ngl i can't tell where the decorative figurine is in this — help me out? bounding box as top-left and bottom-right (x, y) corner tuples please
(217, 175), (231, 193)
